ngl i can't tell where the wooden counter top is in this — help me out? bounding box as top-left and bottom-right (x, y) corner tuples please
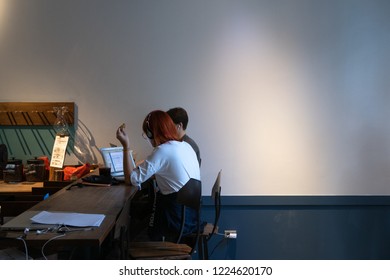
(0, 181), (43, 193)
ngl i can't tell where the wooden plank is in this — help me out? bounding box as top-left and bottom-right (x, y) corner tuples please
(0, 182), (43, 193)
(0, 102), (74, 126)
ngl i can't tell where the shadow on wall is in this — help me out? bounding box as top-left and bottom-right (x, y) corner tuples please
(72, 120), (99, 164)
(0, 120), (99, 164)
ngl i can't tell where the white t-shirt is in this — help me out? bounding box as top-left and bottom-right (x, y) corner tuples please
(130, 140), (200, 194)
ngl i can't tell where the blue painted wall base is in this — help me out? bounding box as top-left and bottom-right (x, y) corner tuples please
(199, 196), (390, 260)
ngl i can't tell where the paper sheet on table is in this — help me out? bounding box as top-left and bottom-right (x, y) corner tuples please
(30, 211), (105, 227)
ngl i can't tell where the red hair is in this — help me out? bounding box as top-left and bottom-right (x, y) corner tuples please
(142, 110), (179, 145)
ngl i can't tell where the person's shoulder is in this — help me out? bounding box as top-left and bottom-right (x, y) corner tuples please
(151, 142), (173, 158)
(182, 134), (195, 143)
(159, 140), (181, 150)
(169, 139), (191, 151)
(183, 134), (199, 148)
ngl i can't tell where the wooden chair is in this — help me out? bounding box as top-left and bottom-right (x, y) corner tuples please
(128, 178), (202, 259)
(197, 170), (222, 260)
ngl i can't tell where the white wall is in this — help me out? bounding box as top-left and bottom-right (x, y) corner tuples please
(1, 0), (390, 195)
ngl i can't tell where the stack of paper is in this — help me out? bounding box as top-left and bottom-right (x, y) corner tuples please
(30, 211), (105, 227)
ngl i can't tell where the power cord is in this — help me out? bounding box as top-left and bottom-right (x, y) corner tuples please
(2, 225), (93, 260)
(209, 234), (227, 258)
(12, 228), (31, 260)
(66, 182), (84, 190)
(40, 226), (93, 259)
(16, 236), (29, 260)
(36, 225), (62, 235)
(41, 233), (66, 260)
(209, 232), (236, 259)
(56, 225), (94, 233)
(17, 226), (65, 260)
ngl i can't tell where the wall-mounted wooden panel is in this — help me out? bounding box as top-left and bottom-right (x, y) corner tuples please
(0, 102), (74, 126)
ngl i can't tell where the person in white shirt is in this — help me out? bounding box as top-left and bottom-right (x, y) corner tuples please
(116, 110), (200, 241)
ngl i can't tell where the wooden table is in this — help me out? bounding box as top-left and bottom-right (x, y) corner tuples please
(0, 181), (62, 224)
(0, 181), (43, 194)
(0, 180), (137, 259)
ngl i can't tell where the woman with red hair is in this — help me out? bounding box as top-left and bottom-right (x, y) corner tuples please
(116, 110), (200, 241)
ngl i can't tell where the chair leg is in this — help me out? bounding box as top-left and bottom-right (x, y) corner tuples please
(203, 237), (209, 260)
(197, 236), (209, 260)
(119, 226), (128, 259)
(197, 236), (204, 260)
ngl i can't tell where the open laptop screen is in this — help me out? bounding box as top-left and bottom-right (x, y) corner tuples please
(99, 147), (135, 178)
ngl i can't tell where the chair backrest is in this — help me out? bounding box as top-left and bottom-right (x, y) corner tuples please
(176, 178), (202, 210)
(175, 178), (202, 253)
(209, 170), (222, 240)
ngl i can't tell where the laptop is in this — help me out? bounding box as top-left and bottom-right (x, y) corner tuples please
(0, 210), (55, 231)
(99, 146), (136, 181)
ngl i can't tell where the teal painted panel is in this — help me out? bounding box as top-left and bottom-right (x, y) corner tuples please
(0, 126), (75, 162)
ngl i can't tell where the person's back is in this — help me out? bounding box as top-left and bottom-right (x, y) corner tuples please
(140, 140), (199, 194)
(182, 134), (201, 165)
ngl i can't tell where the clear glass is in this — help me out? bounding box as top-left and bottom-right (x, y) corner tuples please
(53, 106), (69, 136)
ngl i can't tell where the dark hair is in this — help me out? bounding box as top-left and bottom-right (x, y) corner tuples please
(166, 107), (189, 130)
(142, 110), (179, 145)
